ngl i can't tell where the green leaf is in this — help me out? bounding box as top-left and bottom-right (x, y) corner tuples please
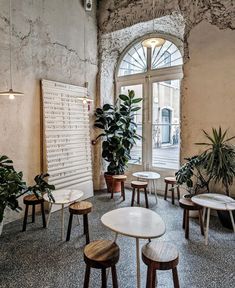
(131, 98), (143, 104)
(119, 94), (129, 101)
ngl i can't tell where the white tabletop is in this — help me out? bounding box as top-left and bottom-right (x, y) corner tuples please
(43, 189), (84, 205)
(192, 193), (235, 211)
(101, 207), (165, 239)
(133, 171), (160, 180)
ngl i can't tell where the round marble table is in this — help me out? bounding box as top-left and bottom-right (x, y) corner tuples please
(192, 193), (235, 245)
(101, 207), (165, 288)
(43, 189), (84, 240)
(132, 171), (161, 203)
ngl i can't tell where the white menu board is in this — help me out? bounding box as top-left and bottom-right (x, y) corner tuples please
(41, 79), (93, 199)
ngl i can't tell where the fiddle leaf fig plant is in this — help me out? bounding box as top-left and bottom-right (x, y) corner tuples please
(94, 90), (142, 175)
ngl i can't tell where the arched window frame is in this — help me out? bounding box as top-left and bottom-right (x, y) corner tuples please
(115, 34), (183, 172)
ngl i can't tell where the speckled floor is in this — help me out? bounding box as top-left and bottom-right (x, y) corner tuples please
(0, 191), (235, 288)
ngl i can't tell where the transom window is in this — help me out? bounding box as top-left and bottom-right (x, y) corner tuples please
(118, 39), (182, 77)
(116, 36), (183, 172)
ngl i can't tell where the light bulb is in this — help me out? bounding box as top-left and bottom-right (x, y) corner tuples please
(9, 94), (15, 100)
(83, 99), (87, 104)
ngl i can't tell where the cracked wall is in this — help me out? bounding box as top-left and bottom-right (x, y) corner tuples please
(0, 0), (98, 223)
(97, 0), (235, 195)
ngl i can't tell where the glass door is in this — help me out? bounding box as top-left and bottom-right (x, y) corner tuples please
(151, 79), (180, 170)
(120, 84), (143, 164)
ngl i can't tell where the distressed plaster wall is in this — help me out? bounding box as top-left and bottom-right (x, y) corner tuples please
(0, 0), (98, 223)
(97, 0), (235, 195)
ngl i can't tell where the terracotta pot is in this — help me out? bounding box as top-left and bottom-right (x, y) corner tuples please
(104, 173), (121, 193)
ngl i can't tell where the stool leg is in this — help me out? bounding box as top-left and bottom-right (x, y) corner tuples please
(146, 266), (156, 288)
(83, 265), (90, 288)
(185, 209), (189, 239)
(144, 188), (149, 208)
(111, 265), (118, 288)
(22, 204), (29, 232)
(171, 184), (175, 205)
(121, 181), (125, 201)
(83, 214), (90, 244)
(32, 204), (35, 223)
(131, 188), (136, 206)
(111, 180), (114, 199)
(101, 268), (107, 288)
(137, 189), (140, 205)
(66, 213), (73, 242)
(41, 202), (46, 228)
(199, 209), (204, 236)
(177, 186), (180, 200)
(164, 183), (168, 200)
(172, 267), (180, 288)
(182, 209), (186, 229)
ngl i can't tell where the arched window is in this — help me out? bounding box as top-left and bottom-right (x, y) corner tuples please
(118, 39), (182, 76)
(116, 36), (183, 172)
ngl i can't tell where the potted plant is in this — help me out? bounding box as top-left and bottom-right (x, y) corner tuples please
(196, 127), (235, 229)
(94, 90), (142, 192)
(176, 127), (235, 228)
(175, 154), (211, 199)
(0, 155), (55, 235)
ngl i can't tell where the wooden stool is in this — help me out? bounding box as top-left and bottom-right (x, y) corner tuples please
(131, 181), (149, 208)
(111, 175), (127, 201)
(164, 177), (180, 205)
(22, 194), (46, 232)
(66, 201), (92, 243)
(83, 240), (119, 288)
(179, 198), (204, 239)
(142, 241), (180, 288)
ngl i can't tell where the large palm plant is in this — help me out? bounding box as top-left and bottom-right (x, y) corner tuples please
(196, 127), (235, 195)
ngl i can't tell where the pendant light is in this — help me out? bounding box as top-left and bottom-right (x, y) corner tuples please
(0, 0), (23, 100)
(142, 0), (166, 49)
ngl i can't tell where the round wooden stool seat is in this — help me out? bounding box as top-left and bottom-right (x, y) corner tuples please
(142, 241), (179, 270)
(131, 181), (148, 189)
(112, 175), (127, 181)
(164, 177), (177, 184)
(23, 194), (44, 205)
(179, 198), (202, 211)
(69, 201), (93, 215)
(164, 177), (180, 205)
(22, 194), (46, 232)
(179, 198), (204, 239)
(66, 201), (93, 243)
(84, 240), (120, 269)
(131, 181), (149, 208)
(83, 240), (120, 287)
(111, 175), (126, 201)
(142, 241), (180, 288)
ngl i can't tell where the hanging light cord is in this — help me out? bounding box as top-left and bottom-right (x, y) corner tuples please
(152, 0), (155, 32)
(9, 0), (13, 90)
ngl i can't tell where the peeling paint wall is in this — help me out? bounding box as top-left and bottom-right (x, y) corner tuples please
(0, 0), (98, 223)
(97, 0), (235, 195)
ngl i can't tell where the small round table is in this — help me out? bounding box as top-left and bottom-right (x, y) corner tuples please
(43, 189), (84, 240)
(101, 207), (166, 288)
(192, 193), (235, 245)
(132, 171), (160, 203)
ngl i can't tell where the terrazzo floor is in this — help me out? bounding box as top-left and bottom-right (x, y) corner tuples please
(0, 191), (234, 288)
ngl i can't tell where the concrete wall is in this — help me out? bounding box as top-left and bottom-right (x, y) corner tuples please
(97, 0), (235, 195)
(181, 20), (235, 195)
(0, 0), (98, 223)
